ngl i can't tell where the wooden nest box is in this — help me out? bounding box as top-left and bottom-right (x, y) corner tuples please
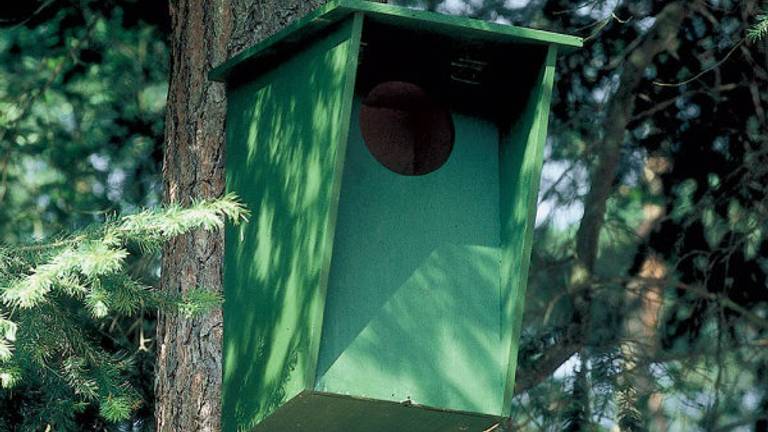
(211, 1), (580, 430)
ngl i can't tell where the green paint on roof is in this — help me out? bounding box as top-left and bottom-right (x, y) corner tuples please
(209, 0), (582, 82)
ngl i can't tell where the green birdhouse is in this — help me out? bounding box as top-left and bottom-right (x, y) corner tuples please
(211, 1), (580, 431)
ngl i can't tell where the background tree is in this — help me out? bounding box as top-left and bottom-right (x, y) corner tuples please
(0, 1), (172, 429)
(399, 0), (768, 430)
(0, 4), (246, 431)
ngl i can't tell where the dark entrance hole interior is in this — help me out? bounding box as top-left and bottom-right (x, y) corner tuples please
(352, 19), (547, 175)
(360, 81), (454, 176)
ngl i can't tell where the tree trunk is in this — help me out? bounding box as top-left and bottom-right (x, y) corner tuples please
(616, 156), (669, 431)
(155, 1), (327, 430)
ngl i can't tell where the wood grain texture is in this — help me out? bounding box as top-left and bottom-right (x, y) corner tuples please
(155, 1), (327, 431)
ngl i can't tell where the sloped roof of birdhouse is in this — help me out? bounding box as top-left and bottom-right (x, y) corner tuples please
(209, 0), (582, 82)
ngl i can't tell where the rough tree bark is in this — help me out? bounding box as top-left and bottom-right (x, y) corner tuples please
(155, 1), (327, 430)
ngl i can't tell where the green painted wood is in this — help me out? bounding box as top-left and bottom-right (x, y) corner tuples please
(304, 11), (364, 394)
(221, 16), (362, 431)
(344, 0), (581, 47)
(316, 99), (504, 415)
(209, 0), (581, 82)
(499, 44), (559, 415)
(219, 2), (567, 428)
(251, 391), (500, 432)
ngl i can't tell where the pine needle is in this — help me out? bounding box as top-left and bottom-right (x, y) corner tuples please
(0, 194), (249, 423)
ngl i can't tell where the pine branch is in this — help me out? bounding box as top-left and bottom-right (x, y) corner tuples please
(748, 12), (768, 43)
(0, 194), (247, 312)
(563, 362), (593, 432)
(617, 381), (645, 432)
(0, 194), (249, 423)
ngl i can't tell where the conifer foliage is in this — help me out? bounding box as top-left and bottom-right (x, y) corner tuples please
(748, 11), (768, 42)
(0, 194), (247, 427)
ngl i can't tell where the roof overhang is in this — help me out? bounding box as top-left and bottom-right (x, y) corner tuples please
(209, 0), (582, 83)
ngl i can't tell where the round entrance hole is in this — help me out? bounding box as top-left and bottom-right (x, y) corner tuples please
(359, 81), (454, 176)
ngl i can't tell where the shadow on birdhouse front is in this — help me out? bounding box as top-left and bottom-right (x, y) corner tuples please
(211, 1), (581, 431)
